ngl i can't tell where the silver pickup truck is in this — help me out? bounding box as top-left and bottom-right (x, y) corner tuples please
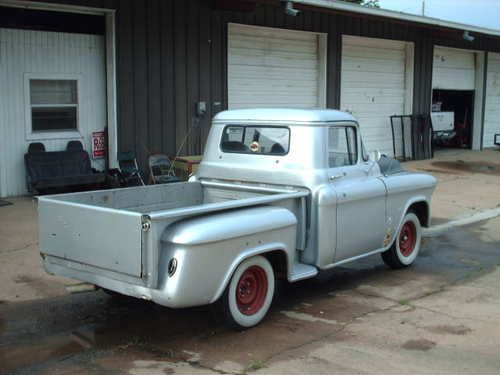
(39, 109), (437, 329)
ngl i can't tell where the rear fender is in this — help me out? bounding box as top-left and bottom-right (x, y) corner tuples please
(156, 206), (297, 308)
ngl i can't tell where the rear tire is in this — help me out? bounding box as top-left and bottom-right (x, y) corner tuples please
(220, 255), (275, 329)
(381, 211), (421, 269)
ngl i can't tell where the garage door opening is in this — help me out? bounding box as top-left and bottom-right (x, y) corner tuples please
(431, 46), (485, 151)
(432, 89), (474, 149)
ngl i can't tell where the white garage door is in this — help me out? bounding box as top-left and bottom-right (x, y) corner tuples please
(432, 46), (475, 90)
(340, 35), (412, 155)
(0, 28), (106, 197)
(228, 23), (326, 109)
(483, 52), (500, 148)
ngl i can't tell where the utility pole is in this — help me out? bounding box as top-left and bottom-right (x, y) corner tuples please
(421, 0), (426, 16)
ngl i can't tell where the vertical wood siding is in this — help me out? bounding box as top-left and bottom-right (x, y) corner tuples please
(22, 0), (500, 174)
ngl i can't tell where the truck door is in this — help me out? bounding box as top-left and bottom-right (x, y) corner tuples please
(326, 126), (387, 263)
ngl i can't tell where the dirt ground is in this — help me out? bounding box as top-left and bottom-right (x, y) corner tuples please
(1, 149), (500, 374)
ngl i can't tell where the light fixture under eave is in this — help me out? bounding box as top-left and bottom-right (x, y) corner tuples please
(284, 1), (300, 16)
(463, 31), (475, 42)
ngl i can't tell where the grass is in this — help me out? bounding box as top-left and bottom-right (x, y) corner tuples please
(246, 360), (267, 372)
(398, 299), (410, 305)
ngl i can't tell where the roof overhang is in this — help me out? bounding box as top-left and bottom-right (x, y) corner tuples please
(291, 0), (500, 38)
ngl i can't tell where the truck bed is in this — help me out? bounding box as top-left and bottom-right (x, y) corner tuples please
(39, 180), (307, 285)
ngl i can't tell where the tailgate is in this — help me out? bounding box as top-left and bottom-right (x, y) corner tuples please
(38, 197), (144, 277)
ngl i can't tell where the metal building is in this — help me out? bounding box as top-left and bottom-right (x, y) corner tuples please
(1, 0), (500, 197)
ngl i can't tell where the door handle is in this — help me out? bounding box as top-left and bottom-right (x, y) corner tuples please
(329, 173), (345, 182)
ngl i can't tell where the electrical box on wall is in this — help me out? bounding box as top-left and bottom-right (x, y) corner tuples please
(196, 101), (207, 117)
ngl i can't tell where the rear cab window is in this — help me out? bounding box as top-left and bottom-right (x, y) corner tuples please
(220, 125), (290, 155)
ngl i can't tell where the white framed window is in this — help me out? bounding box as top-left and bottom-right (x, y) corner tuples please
(25, 74), (82, 140)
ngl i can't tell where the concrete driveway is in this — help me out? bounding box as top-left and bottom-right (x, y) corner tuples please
(1, 214), (500, 374)
(1, 149), (500, 374)
(405, 149), (500, 222)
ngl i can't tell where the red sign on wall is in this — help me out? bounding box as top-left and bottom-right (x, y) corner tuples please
(92, 131), (106, 159)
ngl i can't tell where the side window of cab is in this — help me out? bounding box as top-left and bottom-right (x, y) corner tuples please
(328, 126), (358, 168)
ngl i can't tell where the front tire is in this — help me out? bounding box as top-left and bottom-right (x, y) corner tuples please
(381, 211), (421, 269)
(220, 255), (275, 329)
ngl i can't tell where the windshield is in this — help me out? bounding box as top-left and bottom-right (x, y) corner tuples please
(220, 125), (290, 155)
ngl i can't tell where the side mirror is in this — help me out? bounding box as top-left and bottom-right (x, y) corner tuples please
(369, 150), (382, 161)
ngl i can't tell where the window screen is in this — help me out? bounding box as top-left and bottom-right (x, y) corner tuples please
(221, 126), (290, 155)
(30, 79), (78, 132)
(328, 126), (358, 167)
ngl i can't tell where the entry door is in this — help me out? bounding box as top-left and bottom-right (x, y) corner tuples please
(227, 23), (326, 109)
(326, 126), (387, 262)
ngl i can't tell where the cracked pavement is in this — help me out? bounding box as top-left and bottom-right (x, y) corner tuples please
(1, 195), (500, 374)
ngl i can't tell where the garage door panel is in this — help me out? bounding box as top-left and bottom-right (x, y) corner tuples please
(229, 77), (318, 90)
(434, 48), (475, 70)
(432, 68), (475, 90)
(229, 67), (318, 80)
(229, 37), (317, 53)
(342, 87), (405, 96)
(432, 47), (476, 90)
(234, 26), (317, 40)
(228, 24), (323, 109)
(343, 35), (406, 49)
(342, 72), (404, 85)
(228, 48), (317, 65)
(346, 103), (404, 114)
(229, 55), (318, 70)
(341, 58), (405, 74)
(341, 94), (405, 105)
(230, 101), (318, 107)
(342, 46), (405, 61)
(230, 92), (314, 104)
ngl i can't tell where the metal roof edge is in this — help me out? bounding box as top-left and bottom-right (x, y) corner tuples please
(293, 0), (500, 38)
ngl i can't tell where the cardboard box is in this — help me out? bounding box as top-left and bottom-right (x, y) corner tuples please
(172, 155), (202, 180)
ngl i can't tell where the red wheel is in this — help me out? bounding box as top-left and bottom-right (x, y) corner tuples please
(381, 211), (421, 269)
(236, 266), (268, 315)
(399, 221), (417, 257)
(221, 256), (275, 329)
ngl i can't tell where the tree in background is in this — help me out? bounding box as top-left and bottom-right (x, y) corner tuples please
(342, 0), (380, 8)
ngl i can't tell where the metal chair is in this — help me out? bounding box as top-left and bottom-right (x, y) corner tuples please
(148, 154), (180, 184)
(117, 151), (145, 186)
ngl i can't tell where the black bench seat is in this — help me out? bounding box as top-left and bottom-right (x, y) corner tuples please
(25, 141), (105, 194)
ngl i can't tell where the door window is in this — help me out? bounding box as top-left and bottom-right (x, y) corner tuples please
(328, 126), (358, 167)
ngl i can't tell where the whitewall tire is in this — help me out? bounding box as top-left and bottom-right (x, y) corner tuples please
(381, 211), (422, 269)
(221, 255), (275, 329)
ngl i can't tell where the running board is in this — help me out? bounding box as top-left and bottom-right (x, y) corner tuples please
(289, 262), (318, 282)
